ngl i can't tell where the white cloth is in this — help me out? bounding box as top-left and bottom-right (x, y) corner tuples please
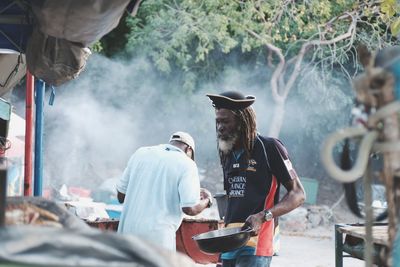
(116, 144), (200, 251)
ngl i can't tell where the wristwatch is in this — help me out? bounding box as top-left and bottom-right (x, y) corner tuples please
(264, 209), (273, 222)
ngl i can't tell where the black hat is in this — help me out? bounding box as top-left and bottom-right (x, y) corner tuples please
(206, 91), (256, 110)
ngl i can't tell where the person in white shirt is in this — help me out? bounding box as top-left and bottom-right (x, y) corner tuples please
(116, 131), (212, 251)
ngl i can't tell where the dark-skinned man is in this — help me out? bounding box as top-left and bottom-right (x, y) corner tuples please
(206, 91), (305, 267)
(116, 131), (212, 251)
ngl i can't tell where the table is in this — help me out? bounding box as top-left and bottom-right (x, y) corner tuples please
(335, 223), (388, 267)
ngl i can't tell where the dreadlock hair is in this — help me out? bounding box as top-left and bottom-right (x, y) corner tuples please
(218, 106), (258, 166)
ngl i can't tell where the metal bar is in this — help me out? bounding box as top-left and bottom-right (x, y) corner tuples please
(0, 1), (15, 14)
(0, 158), (6, 227)
(0, 29), (22, 53)
(335, 224), (344, 267)
(24, 70), (33, 196)
(364, 160), (373, 267)
(0, 0), (28, 15)
(33, 80), (46, 196)
(0, 15), (28, 24)
(34, 80), (45, 196)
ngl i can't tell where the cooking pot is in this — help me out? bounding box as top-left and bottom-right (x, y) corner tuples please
(192, 227), (252, 254)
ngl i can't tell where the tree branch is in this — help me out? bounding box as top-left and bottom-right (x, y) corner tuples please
(245, 29), (286, 103)
(129, 0), (143, 17)
(281, 11), (358, 100)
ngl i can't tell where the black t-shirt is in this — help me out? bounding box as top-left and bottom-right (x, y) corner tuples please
(222, 135), (295, 224)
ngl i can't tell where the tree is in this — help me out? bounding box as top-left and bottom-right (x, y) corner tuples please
(126, 0), (400, 137)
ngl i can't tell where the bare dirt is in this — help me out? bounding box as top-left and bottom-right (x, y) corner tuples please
(195, 194), (368, 267)
(197, 160), (370, 267)
(196, 226), (365, 267)
(272, 227), (364, 267)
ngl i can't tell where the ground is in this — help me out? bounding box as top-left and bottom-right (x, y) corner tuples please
(271, 227), (364, 267)
(196, 162), (370, 267)
(196, 226), (365, 267)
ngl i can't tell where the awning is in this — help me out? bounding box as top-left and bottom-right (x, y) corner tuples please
(0, 0), (136, 87)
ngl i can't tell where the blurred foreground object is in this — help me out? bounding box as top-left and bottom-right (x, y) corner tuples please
(0, 0), (138, 87)
(5, 196), (89, 229)
(322, 45), (400, 267)
(0, 226), (196, 267)
(2, 197), (196, 267)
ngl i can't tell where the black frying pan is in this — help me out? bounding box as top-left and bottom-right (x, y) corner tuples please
(192, 227), (252, 254)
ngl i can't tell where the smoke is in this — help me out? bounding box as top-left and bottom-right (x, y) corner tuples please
(38, 54), (353, 191)
(280, 68), (353, 179)
(43, 54), (219, 189)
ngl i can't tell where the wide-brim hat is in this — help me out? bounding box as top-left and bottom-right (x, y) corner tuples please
(206, 91), (255, 110)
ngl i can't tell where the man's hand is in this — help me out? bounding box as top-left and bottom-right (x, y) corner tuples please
(242, 211), (265, 236)
(117, 191), (125, 204)
(200, 188), (212, 208)
(182, 188), (212, 216)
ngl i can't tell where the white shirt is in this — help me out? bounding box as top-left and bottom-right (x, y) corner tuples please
(116, 144), (200, 251)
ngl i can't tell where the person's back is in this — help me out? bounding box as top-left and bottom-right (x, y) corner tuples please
(117, 143), (201, 251)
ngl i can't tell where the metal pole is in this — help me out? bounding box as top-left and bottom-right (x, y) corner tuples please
(24, 71), (34, 196)
(0, 158), (8, 227)
(335, 224), (344, 267)
(364, 160), (373, 267)
(34, 80), (45, 196)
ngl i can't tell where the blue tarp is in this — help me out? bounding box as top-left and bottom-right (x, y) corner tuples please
(0, 0), (32, 52)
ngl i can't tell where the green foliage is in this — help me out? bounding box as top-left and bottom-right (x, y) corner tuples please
(381, 0), (398, 17)
(381, 0), (400, 35)
(95, 13), (131, 57)
(90, 41), (103, 53)
(124, 0), (400, 88)
(126, 0), (237, 74)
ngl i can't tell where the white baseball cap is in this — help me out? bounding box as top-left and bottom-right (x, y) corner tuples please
(169, 131), (195, 158)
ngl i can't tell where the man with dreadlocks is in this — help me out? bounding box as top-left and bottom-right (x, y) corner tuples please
(207, 91), (305, 267)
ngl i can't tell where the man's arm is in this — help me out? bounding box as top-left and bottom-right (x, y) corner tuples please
(116, 152), (138, 204)
(269, 177), (306, 217)
(117, 191), (125, 204)
(182, 188), (212, 216)
(243, 177), (305, 235)
(182, 199), (210, 216)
